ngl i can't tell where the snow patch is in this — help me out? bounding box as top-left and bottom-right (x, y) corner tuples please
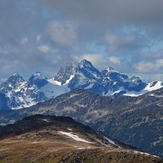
(41, 79), (70, 98)
(48, 78), (61, 86)
(144, 81), (163, 91)
(124, 81), (163, 97)
(42, 119), (50, 123)
(85, 83), (94, 89)
(63, 75), (74, 85)
(124, 92), (143, 97)
(133, 151), (159, 158)
(58, 131), (93, 144)
(104, 136), (121, 148)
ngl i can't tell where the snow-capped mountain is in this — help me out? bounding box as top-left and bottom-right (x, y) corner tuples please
(0, 59), (163, 109)
(0, 73), (47, 109)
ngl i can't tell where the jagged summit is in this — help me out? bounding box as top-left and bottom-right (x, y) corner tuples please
(4, 73), (24, 84)
(78, 59), (93, 68)
(0, 73), (25, 91)
(106, 66), (116, 73)
(28, 72), (48, 88)
(0, 59), (163, 109)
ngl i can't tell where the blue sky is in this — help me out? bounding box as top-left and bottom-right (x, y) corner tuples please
(0, 0), (163, 82)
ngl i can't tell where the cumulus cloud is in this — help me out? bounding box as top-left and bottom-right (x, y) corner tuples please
(134, 59), (163, 73)
(109, 56), (121, 64)
(105, 31), (148, 54)
(0, 0), (163, 82)
(46, 21), (77, 46)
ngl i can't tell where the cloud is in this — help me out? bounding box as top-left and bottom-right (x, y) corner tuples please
(134, 59), (163, 73)
(109, 56), (121, 64)
(20, 37), (28, 44)
(76, 54), (108, 69)
(76, 54), (123, 71)
(37, 44), (58, 54)
(0, 0), (162, 82)
(105, 32), (147, 54)
(46, 21), (77, 46)
(39, 0), (163, 25)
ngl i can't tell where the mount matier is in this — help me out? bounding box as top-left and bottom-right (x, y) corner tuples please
(0, 59), (163, 109)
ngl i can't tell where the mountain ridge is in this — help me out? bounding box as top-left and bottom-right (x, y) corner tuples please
(0, 114), (162, 163)
(0, 59), (163, 109)
(0, 87), (162, 157)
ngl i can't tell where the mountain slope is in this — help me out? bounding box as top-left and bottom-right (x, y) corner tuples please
(0, 114), (162, 163)
(0, 88), (162, 157)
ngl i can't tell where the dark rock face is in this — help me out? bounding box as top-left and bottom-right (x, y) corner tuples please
(54, 63), (76, 85)
(0, 73), (25, 93)
(28, 72), (48, 88)
(0, 92), (9, 110)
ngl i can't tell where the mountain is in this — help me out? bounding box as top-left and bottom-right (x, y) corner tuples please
(0, 59), (163, 109)
(54, 59), (147, 96)
(0, 114), (162, 163)
(0, 88), (162, 157)
(0, 73), (47, 109)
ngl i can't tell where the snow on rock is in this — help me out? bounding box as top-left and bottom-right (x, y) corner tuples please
(63, 75), (74, 85)
(58, 131), (93, 144)
(124, 91), (143, 97)
(42, 119), (50, 123)
(124, 81), (163, 97)
(104, 136), (121, 148)
(41, 79), (70, 98)
(133, 151), (160, 158)
(48, 78), (61, 86)
(144, 81), (163, 91)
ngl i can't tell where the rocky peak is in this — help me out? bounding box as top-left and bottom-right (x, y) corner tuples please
(0, 73), (25, 91)
(28, 72), (48, 88)
(107, 67), (116, 73)
(76, 59), (102, 81)
(78, 59), (93, 68)
(54, 63), (77, 85)
(6, 73), (24, 84)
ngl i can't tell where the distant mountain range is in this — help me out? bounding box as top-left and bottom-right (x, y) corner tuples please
(0, 59), (163, 110)
(0, 114), (161, 163)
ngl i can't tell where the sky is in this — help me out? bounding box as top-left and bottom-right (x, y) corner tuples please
(0, 0), (163, 82)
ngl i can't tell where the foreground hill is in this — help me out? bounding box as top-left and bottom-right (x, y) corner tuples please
(0, 88), (163, 157)
(0, 115), (162, 163)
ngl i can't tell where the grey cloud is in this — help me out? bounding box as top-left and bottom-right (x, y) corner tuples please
(0, 0), (163, 82)
(0, 0), (75, 79)
(39, 0), (163, 25)
(105, 32), (147, 54)
(134, 59), (163, 73)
